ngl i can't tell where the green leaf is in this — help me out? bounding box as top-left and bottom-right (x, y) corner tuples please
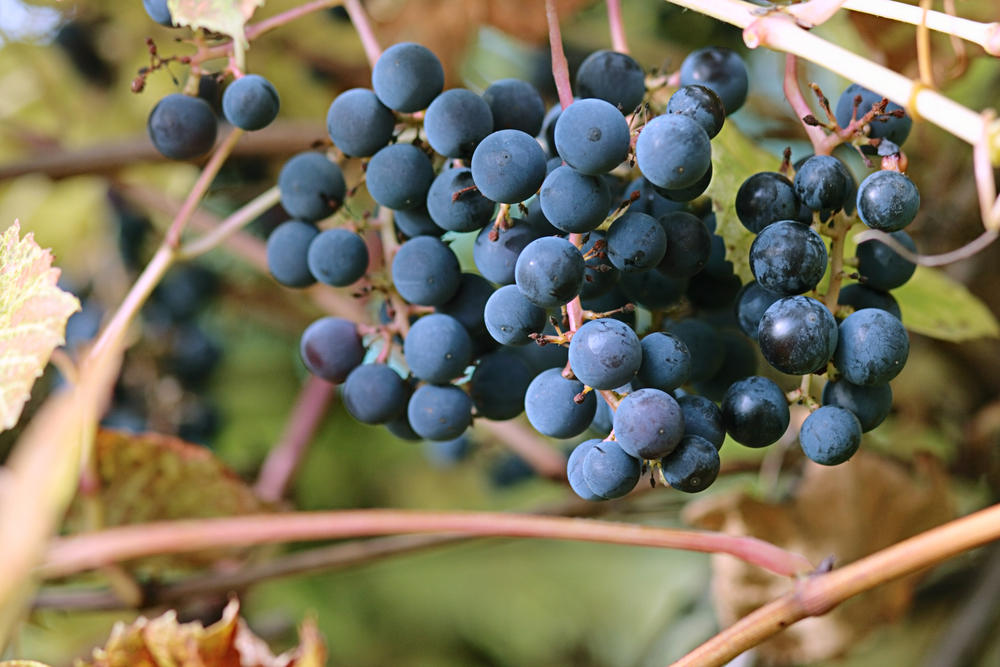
(0, 221), (80, 431)
(706, 122), (783, 283)
(892, 265), (999, 341)
(167, 0), (266, 60)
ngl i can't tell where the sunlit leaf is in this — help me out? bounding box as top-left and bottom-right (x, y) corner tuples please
(892, 265), (1000, 341)
(0, 220), (80, 431)
(167, 0), (266, 54)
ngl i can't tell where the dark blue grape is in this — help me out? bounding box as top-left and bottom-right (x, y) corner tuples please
(567, 439), (603, 500)
(664, 319), (723, 384)
(306, 228), (368, 286)
(568, 318), (641, 390)
(524, 368), (596, 439)
(326, 88), (395, 157)
(424, 89), (494, 159)
(278, 152), (346, 221)
(366, 143), (434, 210)
(613, 388), (684, 459)
(721, 375), (790, 448)
(589, 395), (615, 437)
(222, 74), (279, 131)
(799, 405), (862, 465)
(391, 236), (461, 306)
(606, 211), (667, 272)
(371, 42), (444, 112)
(636, 114), (711, 190)
(404, 313), (473, 383)
(579, 230), (618, 299)
(678, 394), (725, 449)
(147, 94), (217, 160)
(554, 98), (630, 175)
(394, 206), (445, 239)
(144, 0), (172, 26)
(757, 296), (838, 375)
(514, 321), (568, 372)
(342, 363), (408, 424)
(749, 220), (827, 295)
(657, 211), (712, 278)
(539, 165), (610, 233)
(386, 414), (421, 441)
(637, 332), (691, 392)
(834, 308), (909, 385)
(693, 328), (758, 401)
(735, 281), (781, 340)
(300, 317), (364, 383)
(582, 439), (640, 499)
(735, 172), (800, 234)
(793, 155), (851, 218)
(856, 230), (917, 290)
(822, 378), (892, 432)
(679, 46), (749, 114)
(619, 268), (687, 310)
(471, 130), (547, 204)
(517, 197), (562, 236)
(473, 222), (540, 285)
(666, 85), (725, 138)
(483, 284), (547, 345)
(266, 220), (318, 287)
(426, 167), (495, 233)
(626, 177), (686, 218)
(407, 384), (472, 441)
(856, 170), (920, 232)
(167, 324), (221, 388)
(659, 435), (720, 492)
(469, 349), (533, 420)
(575, 50), (646, 113)
(482, 78), (546, 136)
(835, 83), (912, 147)
(838, 283), (902, 320)
(514, 236), (585, 308)
(436, 273), (495, 354)
(581, 285), (636, 328)
(655, 162), (713, 203)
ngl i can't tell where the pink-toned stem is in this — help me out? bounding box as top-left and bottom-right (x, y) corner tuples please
(245, 0), (345, 42)
(478, 419), (568, 480)
(344, 0), (382, 69)
(607, 0), (629, 54)
(783, 55), (827, 154)
(254, 376), (338, 503)
(179, 185), (281, 259)
(566, 231), (585, 332)
(546, 0), (575, 110)
(852, 227), (999, 266)
(41, 510), (815, 579)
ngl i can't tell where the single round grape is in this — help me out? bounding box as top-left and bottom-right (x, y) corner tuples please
(735, 281), (781, 341)
(371, 42), (444, 112)
(366, 143), (434, 210)
(793, 155), (852, 218)
(483, 284), (547, 345)
(613, 388), (684, 459)
(524, 368), (597, 439)
(606, 211), (667, 273)
(568, 318), (642, 390)
(326, 88), (395, 157)
(266, 220), (318, 287)
(437, 273), (496, 356)
(575, 49), (646, 113)
(473, 222), (540, 285)
(514, 236), (585, 308)
(637, 332), (691, 392)
(482, 78), (546, 136)
(424, 89), (494, 159)
(582, 439), (640, 499)
(144, 0), (173, 26)
(721, 376), (790, 448)
(300, 317), (364, 383)
(407, 384), (473, 441)
(757, 296), (838, 375)
(469, 349), (534, 421)
(735, 172), (800, 234)
(386, 414), (421, 441)
(856, 230), (917, 290)
(799, 405), (862, 465)
(834, 308), (909, 385)
(657, 211), (712, 278)
(404, 313), (473, 383)
(222, 74), (279, 131)
(567, 439), (603, 501)
(659, 435), (721, 492)
(664, 319), (723, 384)
(554, 98), (631, 175)
(856, 170), (920, 232)
(822, 378), (893, 432)
(678, 394), (725, 449)
(655, 162), (713, 203)
(342, 363), (408, 424)
(471, 129), (547, 204)
(539, 165), (610, 234)
(306, 228), (368, 287)
(636, 114), (711, 190)
(835, 83), (912, 147)
(666, 84), (725, 138)
(426, 167), (495, 233)
(391, 236), (461, 306)
(678, 46), (749, 114)
(749, 220), (827, 295)
(394, 206), (445, 239)
(693, 328), (759, 402)
(147, 94), (217, 161)
(278, 152), (346, 222)
(838, 283), (902, 320)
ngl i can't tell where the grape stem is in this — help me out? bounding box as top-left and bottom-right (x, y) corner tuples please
(841, 0), (1000, 56)
(40, 510), (815, 580)
(822, 215), (851, 311)
(607, 0), (629, 54)
(545, 0), (575, 111)
(783, 55), (828, 154)
(343, 0), (382, 68)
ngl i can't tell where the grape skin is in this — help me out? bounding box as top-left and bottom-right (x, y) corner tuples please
(147, 94), (217, 161)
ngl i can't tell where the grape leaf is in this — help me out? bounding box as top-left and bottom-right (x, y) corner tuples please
(75, 598), (326, 667)
(167, 0), (266, 54)
(0, 220), (80, 431)
(892, 265), (1000, 341)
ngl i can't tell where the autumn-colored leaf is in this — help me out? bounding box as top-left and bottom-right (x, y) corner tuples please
(0, 220), (80, 431)
(167, 0), (266, 55)
(74, 598), (326, 667)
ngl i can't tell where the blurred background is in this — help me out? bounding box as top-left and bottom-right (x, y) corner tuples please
(2, 0), (1000, 664)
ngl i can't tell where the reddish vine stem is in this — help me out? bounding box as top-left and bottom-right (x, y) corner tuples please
(343, 0), (382, 68)
(545, 0), (575, 111)
(783, 55), (827, 154)
(607, 0), (629, 54)
(40, 510), (815, 580)
(254, 376), (339, 504)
